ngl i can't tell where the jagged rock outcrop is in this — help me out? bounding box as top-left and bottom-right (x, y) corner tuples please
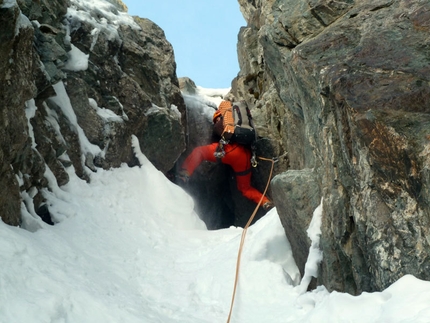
(237, 0), (430, 294)
(0, 2), (36, 225)
(1, 0), (185, 225)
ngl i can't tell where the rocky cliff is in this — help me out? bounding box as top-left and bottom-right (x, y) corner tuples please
(235, 0), (430, 294)
(2, 0), (430, 297)
(1, 0), (185, 225)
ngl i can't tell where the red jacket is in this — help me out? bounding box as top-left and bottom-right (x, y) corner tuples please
(181, 142), (269, 205)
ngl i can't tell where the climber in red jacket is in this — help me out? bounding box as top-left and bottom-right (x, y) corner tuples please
(178, 109), (274, 211)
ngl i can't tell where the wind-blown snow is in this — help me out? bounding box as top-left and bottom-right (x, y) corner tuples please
(182, 85), (229, 124)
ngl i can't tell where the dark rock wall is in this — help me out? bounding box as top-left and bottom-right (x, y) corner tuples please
(0, 0), (185, 224)
(237, 0), (430, 294)
(0, 2), (36, 225)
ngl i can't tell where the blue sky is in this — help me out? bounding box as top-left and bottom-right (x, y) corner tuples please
(122, 1), (246, 89)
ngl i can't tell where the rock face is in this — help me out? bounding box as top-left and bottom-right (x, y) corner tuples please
(236, 0), (430, 294)
(0, 2), (36, 226)
(3, 0), (430, 297)
(1, 0), (185, 225)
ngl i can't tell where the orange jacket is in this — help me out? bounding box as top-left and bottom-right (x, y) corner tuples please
(181, 142), (269, 205)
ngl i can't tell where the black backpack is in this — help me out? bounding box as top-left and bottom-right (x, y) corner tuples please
(214, 100), (257, 146)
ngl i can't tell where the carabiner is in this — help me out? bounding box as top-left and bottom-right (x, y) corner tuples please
(251, 155), (258, 167)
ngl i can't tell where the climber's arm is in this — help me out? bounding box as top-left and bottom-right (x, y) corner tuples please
(181, 143), (218, 176)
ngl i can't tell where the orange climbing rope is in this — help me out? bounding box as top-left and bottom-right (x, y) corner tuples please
(226, 156), (275, 323)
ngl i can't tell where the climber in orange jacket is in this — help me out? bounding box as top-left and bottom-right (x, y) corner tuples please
(178, 108), (274, 211)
